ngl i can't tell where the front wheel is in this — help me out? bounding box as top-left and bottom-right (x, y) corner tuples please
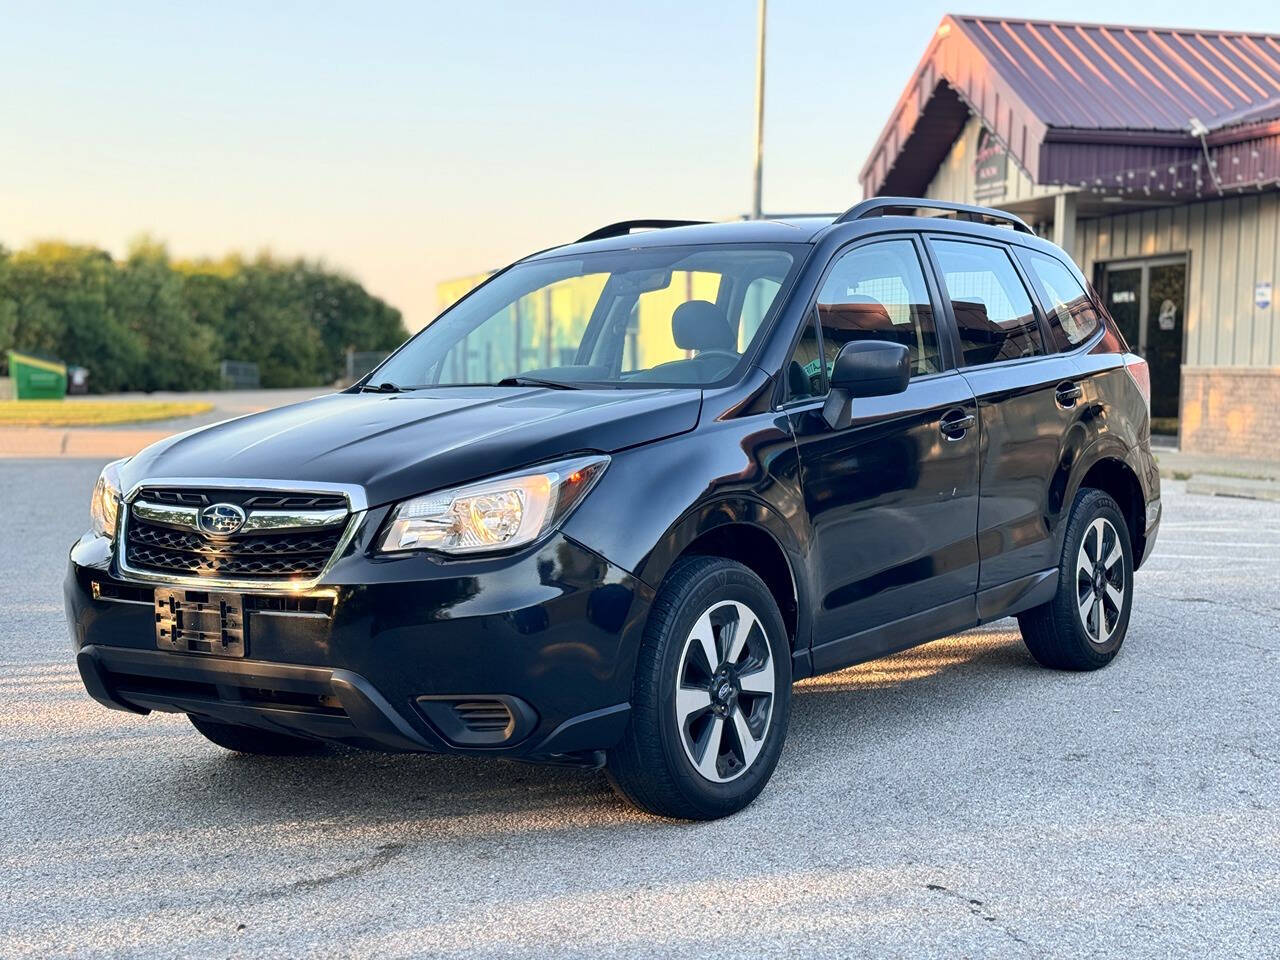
(606, 556), (791, 820)
(1018, 487), (1134, 671)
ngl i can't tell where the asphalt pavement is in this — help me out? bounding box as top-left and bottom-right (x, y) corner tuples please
(2, 459), (1277, 958)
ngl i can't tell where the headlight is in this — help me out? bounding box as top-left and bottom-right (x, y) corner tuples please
(378, 454), (609, 555)
(90, 458), (128, 539)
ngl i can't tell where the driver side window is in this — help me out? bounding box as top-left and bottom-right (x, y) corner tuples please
(816, 239), (941, 380)
(784, 238), (940, 401)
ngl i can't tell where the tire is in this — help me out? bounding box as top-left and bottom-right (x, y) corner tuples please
(1018, 487), (1134, 671)
(188, 715), (327, 756)
(606, 556), (791, 820)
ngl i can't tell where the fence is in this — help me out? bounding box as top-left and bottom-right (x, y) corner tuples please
(344, 349), (390, 385)
(219, 360), (260, 390)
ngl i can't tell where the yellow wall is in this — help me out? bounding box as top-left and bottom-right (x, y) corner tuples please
(434, 269), (724, 379)
(436, 271), (493, 313)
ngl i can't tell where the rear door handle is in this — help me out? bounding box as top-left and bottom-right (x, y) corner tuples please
(940, 409), (976, 440)
(1056, 382), (1083, 407)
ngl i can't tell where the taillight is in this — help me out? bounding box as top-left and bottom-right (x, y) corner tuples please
(1124, 355), (1150, 411)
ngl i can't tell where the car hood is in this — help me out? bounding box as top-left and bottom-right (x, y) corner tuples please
(123, 386), (702, 508)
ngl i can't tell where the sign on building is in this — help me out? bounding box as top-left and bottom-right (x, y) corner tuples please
(973, 127), (1007, 201)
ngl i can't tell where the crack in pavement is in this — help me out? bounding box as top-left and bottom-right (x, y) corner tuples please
(923, 882), (1042, 955)
(257, 842), (407, 902)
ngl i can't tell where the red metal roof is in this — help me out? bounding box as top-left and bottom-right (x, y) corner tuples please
(953, 16), (1280, 132)
(860, 15), (1280, 199)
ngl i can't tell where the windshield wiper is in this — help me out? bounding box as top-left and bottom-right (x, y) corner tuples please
(359, 381), (404, 393)
(495, 375), (581, 390)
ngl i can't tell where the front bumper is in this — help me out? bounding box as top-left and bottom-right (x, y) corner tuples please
(65, 526), (653, 761)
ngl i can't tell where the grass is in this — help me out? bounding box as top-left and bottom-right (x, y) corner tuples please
(0, 400), (214, 427)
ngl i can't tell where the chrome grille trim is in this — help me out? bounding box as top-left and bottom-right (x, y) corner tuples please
(116, 477), (368, 593)
(130, 501), (348, 535)
(240, 508), (350, 533)
(132, 501), (199, 530)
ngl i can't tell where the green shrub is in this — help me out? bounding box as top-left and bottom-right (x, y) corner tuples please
(0, 239), (406, 392)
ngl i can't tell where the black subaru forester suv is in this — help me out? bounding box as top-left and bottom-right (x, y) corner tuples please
(67, 199), (1160, 820)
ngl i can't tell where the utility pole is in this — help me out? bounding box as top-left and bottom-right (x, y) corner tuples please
(751, 0), (766, 220)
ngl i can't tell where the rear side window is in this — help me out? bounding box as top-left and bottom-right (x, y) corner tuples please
(1021, 251), (1101, 351)
(814, 239), (941, 377)
(932, 239), (1044, 365)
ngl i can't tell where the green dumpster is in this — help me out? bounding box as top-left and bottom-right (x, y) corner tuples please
(7, 351), (68, 399)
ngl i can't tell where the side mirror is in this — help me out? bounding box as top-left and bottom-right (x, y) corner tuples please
(822, 340), (911, 430)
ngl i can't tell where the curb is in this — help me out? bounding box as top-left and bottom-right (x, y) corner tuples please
(0, 427), (172, 459)
(1183, 475), (1280, 503)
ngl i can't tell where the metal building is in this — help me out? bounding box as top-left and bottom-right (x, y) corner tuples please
(861, 15), (1280, 459)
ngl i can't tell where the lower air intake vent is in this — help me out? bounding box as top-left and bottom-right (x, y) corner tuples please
(414, 694), (538, 747)
(454, 701), (513, 733)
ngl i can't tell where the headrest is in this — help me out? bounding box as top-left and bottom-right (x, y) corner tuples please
(672, 300), (735, 352)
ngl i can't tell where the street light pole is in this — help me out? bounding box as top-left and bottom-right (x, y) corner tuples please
(751, 0), (766, 220)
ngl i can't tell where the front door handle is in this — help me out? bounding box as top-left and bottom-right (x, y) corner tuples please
(1056, 381), (1083, 408)
(940, 409), (976, 440)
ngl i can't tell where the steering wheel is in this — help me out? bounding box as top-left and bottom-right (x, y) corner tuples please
(693, 349), (741, 376)
(695, 349), (741, 364)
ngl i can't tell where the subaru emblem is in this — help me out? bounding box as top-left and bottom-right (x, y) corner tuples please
(198, 502), (246, 537)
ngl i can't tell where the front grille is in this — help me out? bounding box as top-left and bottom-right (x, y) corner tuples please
(135, 487), (348, 512)
(130, 523), (342, 557)
(123, 487), (351, 581)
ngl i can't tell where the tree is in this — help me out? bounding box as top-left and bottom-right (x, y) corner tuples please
(0, 238), (406, 392)
(110, 237), (218, 390)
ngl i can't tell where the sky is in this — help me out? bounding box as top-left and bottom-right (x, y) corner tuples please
(3, 0), (1277, 332)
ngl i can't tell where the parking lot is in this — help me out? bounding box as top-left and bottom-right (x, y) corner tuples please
(3, 459), (1277, 958)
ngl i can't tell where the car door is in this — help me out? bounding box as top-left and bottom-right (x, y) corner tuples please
(925, 235), (1082, 604)
(783, 235), (981, 672)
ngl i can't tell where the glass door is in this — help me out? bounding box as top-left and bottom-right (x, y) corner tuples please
(1103, 267), (1141, 350)
(1101, 257), (1187, 434)
(1146, 263), (1186, 423)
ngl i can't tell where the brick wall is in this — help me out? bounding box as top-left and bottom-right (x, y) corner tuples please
(1180, 367), (1280, 461)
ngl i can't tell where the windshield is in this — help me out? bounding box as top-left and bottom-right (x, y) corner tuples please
(372, 244), (802, 389)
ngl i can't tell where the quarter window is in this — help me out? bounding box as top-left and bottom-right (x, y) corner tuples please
(932, 239), (1045, 365)
(1021, 251), (1101, 351)
(814, 239), (942, 378)
(784, 312), (824, 401)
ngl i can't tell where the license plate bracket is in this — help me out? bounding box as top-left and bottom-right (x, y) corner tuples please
(155, 587), (247, 657)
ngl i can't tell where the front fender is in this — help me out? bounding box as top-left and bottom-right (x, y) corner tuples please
(561, 404), (810, 646)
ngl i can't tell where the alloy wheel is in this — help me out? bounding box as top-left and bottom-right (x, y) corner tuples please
(674, 600), (775, 783)
(1076, 517), (1126, 645)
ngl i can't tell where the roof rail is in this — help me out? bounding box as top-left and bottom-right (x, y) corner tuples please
(576, 219), (709, 243)
(834, 197), (1034, 235)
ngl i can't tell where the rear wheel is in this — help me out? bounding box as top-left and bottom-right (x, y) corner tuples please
(188, 715), (326, 756)
(606, 556), (791, 820)
(1018, 488), (1134, 670)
